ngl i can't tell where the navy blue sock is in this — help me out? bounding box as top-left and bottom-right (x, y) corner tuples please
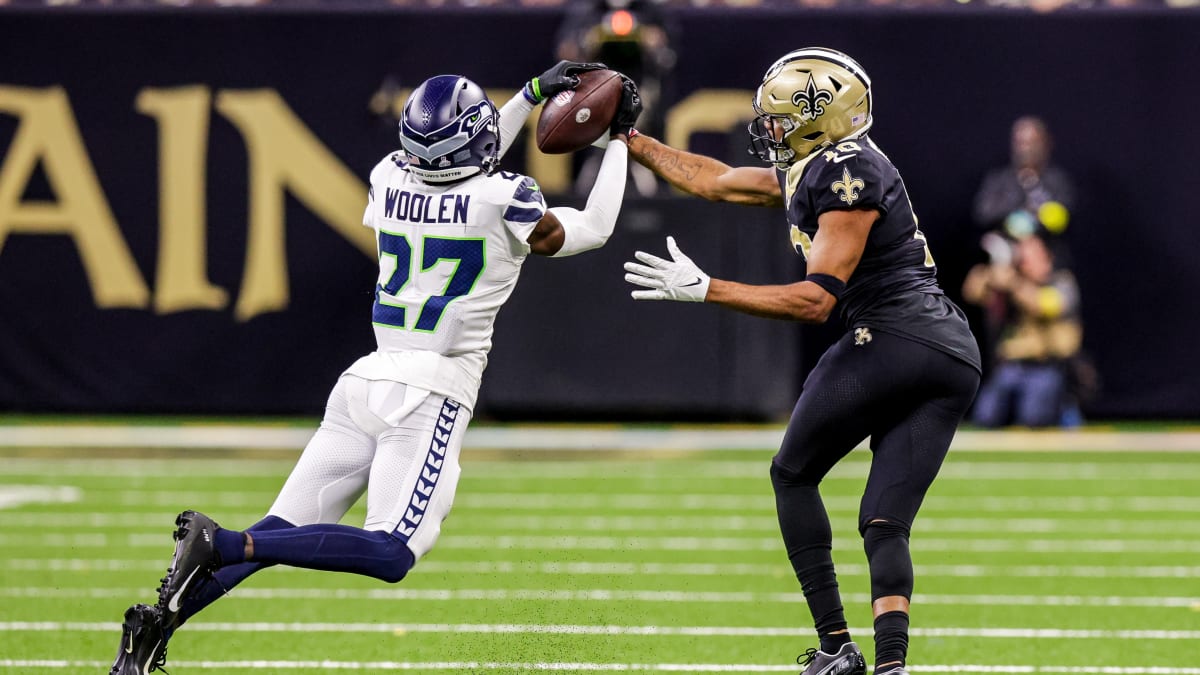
(171, 515), (293, 635)
(213, 527), (246, 566)
(249, 524), (415, 583)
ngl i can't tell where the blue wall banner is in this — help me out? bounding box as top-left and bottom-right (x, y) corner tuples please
(1, 9), (1197, 418)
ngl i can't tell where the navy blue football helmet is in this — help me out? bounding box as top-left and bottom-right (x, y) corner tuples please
(399, 75), (499, 184)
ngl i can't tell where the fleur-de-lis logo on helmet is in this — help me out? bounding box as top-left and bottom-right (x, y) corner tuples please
(832, 167), (865, 205)
(791, 74), (834, 122)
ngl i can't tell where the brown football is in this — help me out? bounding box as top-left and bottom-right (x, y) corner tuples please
(535, 69), (622, 154)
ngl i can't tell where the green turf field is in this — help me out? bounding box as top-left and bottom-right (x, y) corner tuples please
(1, 429), (1198, 673)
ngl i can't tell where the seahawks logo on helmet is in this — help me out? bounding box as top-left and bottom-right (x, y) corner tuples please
(400, 75), (500, 184)
(791, 74), (834, 122)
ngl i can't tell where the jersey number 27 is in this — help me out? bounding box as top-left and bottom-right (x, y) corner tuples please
(372, 233), (485, 332)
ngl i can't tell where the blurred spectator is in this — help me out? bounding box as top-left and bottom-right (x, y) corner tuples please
(554, 0), (677, 195)
(973, 116), (1076, 262)
(0, 0), (1185, 8)
(0, 0), (1192, 7)
(962, 234), (1088, 427)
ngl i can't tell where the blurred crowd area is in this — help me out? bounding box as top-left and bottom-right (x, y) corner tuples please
(3, 0), (1197, 10)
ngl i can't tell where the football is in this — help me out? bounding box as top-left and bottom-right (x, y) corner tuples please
(535, 69), (622, 154)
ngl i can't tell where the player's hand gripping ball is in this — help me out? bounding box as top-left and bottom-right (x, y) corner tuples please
(535, 69), (623, 154)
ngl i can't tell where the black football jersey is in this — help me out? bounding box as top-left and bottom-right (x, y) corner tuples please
(777, 135), (981, 371)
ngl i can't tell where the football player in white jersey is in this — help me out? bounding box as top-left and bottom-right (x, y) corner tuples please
(110, 61), (642, 675)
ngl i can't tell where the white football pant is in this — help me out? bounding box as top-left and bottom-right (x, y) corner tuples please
(267, 374), (470, 561)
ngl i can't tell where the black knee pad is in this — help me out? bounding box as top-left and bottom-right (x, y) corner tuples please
(862, 520), (913, 601)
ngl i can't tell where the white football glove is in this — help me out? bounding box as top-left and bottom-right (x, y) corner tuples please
(623, 236), (711, 302)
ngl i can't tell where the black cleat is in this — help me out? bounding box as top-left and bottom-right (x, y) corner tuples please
(795, 641), (866, 675)
(155, 510), (220, 627)
(110, 603), (169, 674)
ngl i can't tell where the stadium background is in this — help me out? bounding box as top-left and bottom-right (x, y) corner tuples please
(1, 5), (1199, 674)
(1, 6), (1198, 420)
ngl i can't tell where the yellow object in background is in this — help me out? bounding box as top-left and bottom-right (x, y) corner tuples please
(1038, 201), (1070, 234)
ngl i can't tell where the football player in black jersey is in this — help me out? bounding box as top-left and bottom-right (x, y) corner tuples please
(622, 47), (981, 675)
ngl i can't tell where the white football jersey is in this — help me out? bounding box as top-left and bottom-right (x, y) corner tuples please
(345, 153), (547, 410)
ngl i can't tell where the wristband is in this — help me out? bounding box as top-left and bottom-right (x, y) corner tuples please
(522, 80), (543, 104)
(805, 272), (846, 300)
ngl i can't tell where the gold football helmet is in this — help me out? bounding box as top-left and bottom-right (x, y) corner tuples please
(748, 47), (873, 167)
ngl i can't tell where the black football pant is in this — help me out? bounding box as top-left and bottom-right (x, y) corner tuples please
(770, 330), (979, 636)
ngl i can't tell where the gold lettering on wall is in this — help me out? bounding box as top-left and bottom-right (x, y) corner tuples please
(665, 89), (755, 151)
(490, 89), (573, 196)
(137, 86), (229, 314)
(215, 90), (376, 321)
(0, 85), (755, 319)
(0, 86), (150, 308)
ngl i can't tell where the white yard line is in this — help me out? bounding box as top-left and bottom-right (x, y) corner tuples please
(2, 586), (1194, 608)
(1, 621), (1197, 640)
(1, 425), (1199, 452)
(5, 459), (1200, 480)
(4, 532), (1199, 554)
(7, 558), (1199, 579)
(5, 491), (1200, 521)
(2, 661), (1200, 673)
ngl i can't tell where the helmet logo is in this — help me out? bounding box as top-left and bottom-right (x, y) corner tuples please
(831, 167), (865, 205)
(791, 74), (834, 122)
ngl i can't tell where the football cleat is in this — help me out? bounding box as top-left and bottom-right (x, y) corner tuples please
(874, 669), (909, 675)
(795, 641), (866, 675)
(156, 510), (221, 627)
(110, 603), (169, 674)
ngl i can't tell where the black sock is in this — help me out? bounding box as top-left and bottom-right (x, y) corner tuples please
(873, 610), (909, 671)
(819, 625), (851, 655)
(771, 466), (850, 654)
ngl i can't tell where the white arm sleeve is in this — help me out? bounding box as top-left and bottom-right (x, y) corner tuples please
(549, 139), (628, 257)
(497, 92), (535, 160)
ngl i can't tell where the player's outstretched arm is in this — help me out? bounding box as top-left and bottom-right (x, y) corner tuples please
(497, 60), (608, 160)
(526, 136), (628, 258)
(626, 132), (783, 207)
(625, 209), (874, 323)
(526, 79), (640, 258)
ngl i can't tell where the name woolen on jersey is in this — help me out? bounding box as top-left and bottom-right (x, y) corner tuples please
(382, 186), (470, 225)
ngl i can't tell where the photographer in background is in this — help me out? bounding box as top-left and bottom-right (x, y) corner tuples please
(555, 0), (676, 195)
(962, 234), (1085, 427)
(973, 116), (1075, 263)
